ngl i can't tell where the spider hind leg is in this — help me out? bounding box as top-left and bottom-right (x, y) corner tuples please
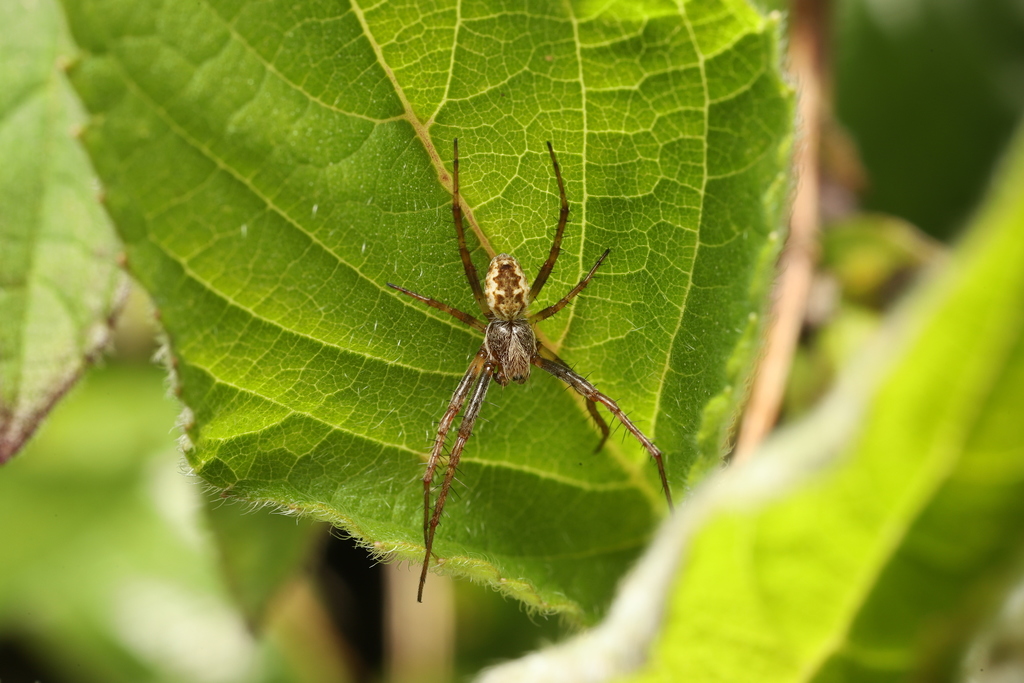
(419, 355), (495, 602)
(538, 344), (611, 452)
(451, 139), (491, 317)
(533, 356), (673, 510)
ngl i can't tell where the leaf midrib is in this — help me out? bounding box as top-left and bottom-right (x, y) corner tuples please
(347, 0), (497, 259)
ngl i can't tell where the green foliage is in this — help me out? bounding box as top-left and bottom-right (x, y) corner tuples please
(0, 0), (124, 463)
(60, 0), (793, 617)
(626, 124), (1024, 682)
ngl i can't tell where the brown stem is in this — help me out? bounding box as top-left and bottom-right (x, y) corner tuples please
(732, 0), (829, 463)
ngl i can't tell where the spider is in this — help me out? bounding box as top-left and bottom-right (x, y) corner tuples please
(387, 140), (673, 602)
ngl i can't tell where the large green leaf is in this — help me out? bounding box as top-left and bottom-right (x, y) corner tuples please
(0, 0), (125, 463)
(62, 0), (793, 618)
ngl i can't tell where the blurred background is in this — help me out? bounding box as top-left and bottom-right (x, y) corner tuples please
(2, 0), (1023, 681)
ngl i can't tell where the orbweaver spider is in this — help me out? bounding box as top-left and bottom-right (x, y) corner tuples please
(387, 140), (673, 601)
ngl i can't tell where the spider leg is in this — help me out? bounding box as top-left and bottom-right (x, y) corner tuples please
(386, 283), (486, 332)
(419, 354), (494, 601)
(584, 398), (611, 454)
(529, 249), (610, 323)
(537, 343), (610, 452)
(452, 139), (491, 317)
(529, 142), (570, 303)
(532, 356), (673, 510)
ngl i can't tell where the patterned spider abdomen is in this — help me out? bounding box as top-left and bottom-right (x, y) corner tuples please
(484, 319), (535, 385)
(484, 254), (529, 321)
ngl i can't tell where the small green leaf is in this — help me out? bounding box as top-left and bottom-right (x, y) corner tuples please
(0, 0), (125, 463)
(627, 124), (1024, 681)
(63, 0), (793, 617)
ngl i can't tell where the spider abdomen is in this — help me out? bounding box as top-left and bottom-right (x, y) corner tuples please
(485, 254), (529, 320)
(484, 319), (535, 385)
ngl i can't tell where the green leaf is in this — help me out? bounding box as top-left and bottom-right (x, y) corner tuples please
(62, 0), (793, 618)
(622, 124), (1024, 681)
(0, 0), (125, 463)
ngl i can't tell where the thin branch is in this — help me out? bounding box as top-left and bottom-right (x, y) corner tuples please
(733, 0), (828, 463)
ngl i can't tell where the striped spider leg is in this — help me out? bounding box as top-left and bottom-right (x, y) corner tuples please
(387, 140), (672, 602)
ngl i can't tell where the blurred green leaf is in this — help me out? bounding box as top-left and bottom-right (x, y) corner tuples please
(0, 367), (277, 682)
(629, 123), (1024, 682)
(0, 0), (125, 464)
(63, 0), (793, 618)
(821, 213), (942, 308)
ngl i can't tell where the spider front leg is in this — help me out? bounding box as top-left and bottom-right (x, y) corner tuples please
(419, 353), (495, 601)
(533, 356), (673, 510)
(386, 283), (486, 332)
(452, 139), (492, 317)
(530, 248), (610, 323)
(529, 142), (570, 302)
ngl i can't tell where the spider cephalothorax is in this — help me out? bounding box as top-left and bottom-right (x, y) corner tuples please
(387, 140), (673, 602)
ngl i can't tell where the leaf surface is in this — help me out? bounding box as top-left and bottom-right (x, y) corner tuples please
(63, 0), (793, 617)
(0, 0), (125, 463)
